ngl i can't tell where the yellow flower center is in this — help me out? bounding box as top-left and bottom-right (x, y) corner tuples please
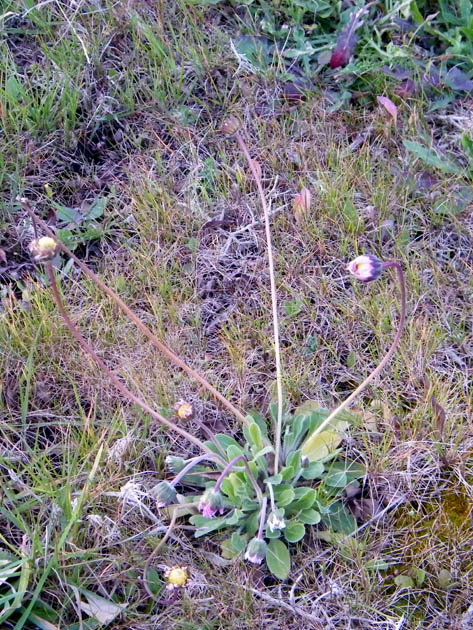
(37, 237), (57, 251)
(177, 403), (193, 419)
(356, 262), (371, 274)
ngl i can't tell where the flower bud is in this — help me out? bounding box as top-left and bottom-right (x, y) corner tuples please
(28, 236), (59, 262)
(198, 487), (224, 518)
(267, 508), (286, 532)
(165, 455), (186, 474)
(151, 480), (177, 508)
(219, 116), (240, 136)
(244, 537), (267, 565)
(165, 566), (189, 590)
(347, 254), (383, 283)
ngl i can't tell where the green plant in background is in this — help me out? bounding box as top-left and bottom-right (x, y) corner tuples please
(20, 120), (406, 581)
(191, 0), (473, 105)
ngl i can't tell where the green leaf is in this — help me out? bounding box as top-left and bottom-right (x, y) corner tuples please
(225, 510), (244, 526)
(52, 202), (83, 224)
(5, 76), (26, 102)
(251, 445), (274, 461)
(245, 510), (260, 538)
(410, 1), (424, 23)
(324, 471), (348, 488)
(288, 487), (317, 512)
(298, 508), (321, 525)
(245, 411), (269, 438)
(461, 133), (473, 161)
(283, 298), (304, 317)
(273, 485), (295, 507)
(325, 460), (366, 484)
(285, 450), (301, 471)
(227, 444), (245, 460)
(403, 140), (463, 175)
(86, 197), (108, 220)
(266, 540), (291, 580)
(249, 422), (263, 449)
(394, 575), (414, 589)
(220, 477), (237, 501)
(321, 501), (357, 534)
(232, 35), (272, 71)
(415, 568), (426, 586)
(284, 521), (305, 543)
(437, 569), (453, 589)
(221, 533), (247, 559)
(283, 414), (309, 454)
(280, 465), (295, 481)
(190, 515), (228, 537)
(346, 351), (356, 369)
(264, 473), (283, 485)
(301, 461), (325, 480)
(293, 401), (326, 421)
(214, 434), (243, 451)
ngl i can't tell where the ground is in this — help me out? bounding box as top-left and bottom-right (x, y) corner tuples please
(0, 1), (472, 629)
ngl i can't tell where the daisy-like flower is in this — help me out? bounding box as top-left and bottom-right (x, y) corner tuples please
(267, 508), (286, 532)
(198, 487), (224, 518)
(244, 537), (267, 565)
(151, 481), (177, 508)
(165, 566), (189, 590)
(28, 236), (59, 262)
(174, 400), (194, 420)
(347, 254), (383, 283)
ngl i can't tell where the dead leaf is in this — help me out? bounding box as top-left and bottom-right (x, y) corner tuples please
(77, 589), (127, 625)
(292, 188), (311, 224)
(300, 429), (343, 462)
(377, 96), (397, 125)
(0, 249), (6, 263)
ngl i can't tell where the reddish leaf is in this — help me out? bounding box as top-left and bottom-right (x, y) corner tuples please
(0, 248), (6, 263)
(329, 4), (371, 69)
(377, 96), (397, 124)
(330, 47), (351, 69)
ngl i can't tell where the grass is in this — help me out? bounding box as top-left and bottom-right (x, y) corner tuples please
(1, 1), (472, 628)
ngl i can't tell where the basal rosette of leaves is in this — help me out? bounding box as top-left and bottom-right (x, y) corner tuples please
(153, 404), (365, 580)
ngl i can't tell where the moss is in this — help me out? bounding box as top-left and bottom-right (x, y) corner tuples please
(441, 489), (471, 529)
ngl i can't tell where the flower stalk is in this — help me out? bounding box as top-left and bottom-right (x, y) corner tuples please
(232, 132), (284, 474)
(215, 455), (263, 504)
(43, 261), (215, 455)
